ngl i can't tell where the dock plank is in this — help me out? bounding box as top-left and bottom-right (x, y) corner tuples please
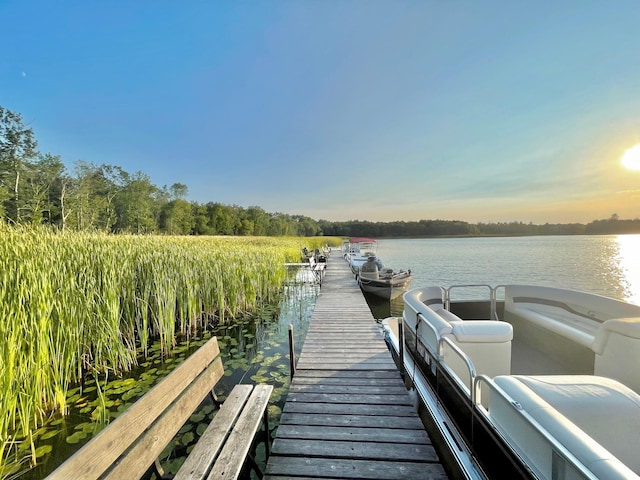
(266, 457), (447, 480)
(275, 424), (430, 444)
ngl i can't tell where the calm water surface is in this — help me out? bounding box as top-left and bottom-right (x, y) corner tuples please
(367, 235), (640, 316)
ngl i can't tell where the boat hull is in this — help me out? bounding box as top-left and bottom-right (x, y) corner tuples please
(358, 273), (412, 300)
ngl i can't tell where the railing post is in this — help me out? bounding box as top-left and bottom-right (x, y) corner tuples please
(288, 324), (296, 379)
(398, 319), (405, 379)
(263, 405), (270, 458)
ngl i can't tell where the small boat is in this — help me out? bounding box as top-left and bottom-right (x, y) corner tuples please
(357, 255), (412, 300)
(382, 284), (640, 479)
(343, 237), (377, 274)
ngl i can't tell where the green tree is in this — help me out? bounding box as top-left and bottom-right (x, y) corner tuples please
(159, 199), (193, 235)
(115, 171), (158, 233)
(66, 162), (125, 231)
(21, 153), (66, 225)
(169, 182), (188, 200)
(0, 106), (38, 222)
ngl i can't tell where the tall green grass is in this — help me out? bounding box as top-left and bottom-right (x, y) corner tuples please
(0, 226), (338, 475)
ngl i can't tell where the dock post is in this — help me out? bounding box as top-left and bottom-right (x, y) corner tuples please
(288, 324), (296, 379)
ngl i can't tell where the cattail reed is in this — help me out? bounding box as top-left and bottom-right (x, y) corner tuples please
(0, 226), (334, 474)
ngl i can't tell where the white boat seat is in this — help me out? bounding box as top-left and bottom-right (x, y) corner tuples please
(433, 308), (463, 324)
(592, 318), (640, 394)
(404, 287), (513, 391)
(450, 320), (513, 343)
(507, 306), (597, 348)
(492, 375), (640, 479)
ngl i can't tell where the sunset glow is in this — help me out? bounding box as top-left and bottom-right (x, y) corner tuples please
(621, 144), (640, 171)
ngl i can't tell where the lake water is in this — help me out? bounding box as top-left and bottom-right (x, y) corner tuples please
(364, 234), (640, 317)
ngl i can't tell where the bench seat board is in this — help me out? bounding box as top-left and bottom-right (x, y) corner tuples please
(174, 385), (254, 480)
(207, 385), (273, 480)
(104, 359), (225, 479)
(46, 337), (222, 480)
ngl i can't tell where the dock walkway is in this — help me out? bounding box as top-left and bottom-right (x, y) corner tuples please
(265, 253), (447, 479)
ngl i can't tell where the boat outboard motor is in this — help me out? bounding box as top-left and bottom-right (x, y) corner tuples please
(360, 256), (381, 280)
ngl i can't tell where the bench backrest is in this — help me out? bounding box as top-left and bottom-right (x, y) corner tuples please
(47, 336), (224, 480)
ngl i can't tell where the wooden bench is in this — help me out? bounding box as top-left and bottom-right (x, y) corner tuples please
(46, 336), (273, 480)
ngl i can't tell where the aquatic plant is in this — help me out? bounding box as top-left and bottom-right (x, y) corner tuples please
(0, 226), (337, 476)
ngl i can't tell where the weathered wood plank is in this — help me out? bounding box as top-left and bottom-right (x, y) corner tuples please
(270, 438), (438, 462)
(292, 370), (401, 379)
(296, 359), (397, 367)
(294, 362), (397, 371)
(285, 392), (412, 405)
(283, 402), (418, 416)
(275, 424), (430, 444)
(207, 385), (273, 480)
(291, 377), (402, 387)
(279, 412), (425, 430)
(289, 384), (407, 395)
(300, 347), (389, 354)
(298, 352), (393, 359)
(104, 359), (225, 479)
(173, 385), (253, 480)
(265, 457), (448, 480)
(47, 337), (223, 480)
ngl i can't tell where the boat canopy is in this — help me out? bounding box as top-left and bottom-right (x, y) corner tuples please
(349, 237), (376, 244)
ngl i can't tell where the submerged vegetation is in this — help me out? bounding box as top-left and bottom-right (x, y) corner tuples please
(0, 226), (339, 476)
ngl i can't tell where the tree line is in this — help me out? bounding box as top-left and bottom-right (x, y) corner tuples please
(0, 106), (322, 235)
(2, 105), (639, 237)
(319, 215), (640, 237)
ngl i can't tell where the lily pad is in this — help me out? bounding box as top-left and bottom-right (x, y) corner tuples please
(190, 412), (205, 423)
(41, 429), (60, 440)
(66, 431), (88, 444)
(34, 445), (53, 458)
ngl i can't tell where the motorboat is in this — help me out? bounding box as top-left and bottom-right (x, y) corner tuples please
(357, 255), (413, 300)
(382, 284), (640, 479)
(343, 237), (377, 274)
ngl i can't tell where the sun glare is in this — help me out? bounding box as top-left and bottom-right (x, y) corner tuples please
(621, 144), (640, 171)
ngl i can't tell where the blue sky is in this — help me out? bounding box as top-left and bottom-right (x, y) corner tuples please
(3, 1), (640, 224)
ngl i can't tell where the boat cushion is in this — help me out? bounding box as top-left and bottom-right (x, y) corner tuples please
(433, 308), (463, 324)
(592, 317), (640, 354)
(493, 375), (640, 477)
(450, 320), (513, 343)
(509, 306), (596, 348)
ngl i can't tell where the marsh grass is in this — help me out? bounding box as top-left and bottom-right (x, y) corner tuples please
(0, 226), (340, 476)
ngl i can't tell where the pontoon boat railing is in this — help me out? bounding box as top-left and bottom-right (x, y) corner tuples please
(403, 307), (478, 397)
(413, 312), (442, 360)
(439, 335), (476, 397)
(446, 284), (500, 321)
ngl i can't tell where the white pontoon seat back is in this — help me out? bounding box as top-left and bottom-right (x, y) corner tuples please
(444, 321), (513, 393)
(504, 285), (640, 348)
(403, 286), (513, 394)
(592, 318), (640, 394)
(489, 375), (640, 480)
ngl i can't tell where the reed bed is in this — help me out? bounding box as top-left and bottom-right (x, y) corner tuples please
(0, 227), (331, 475)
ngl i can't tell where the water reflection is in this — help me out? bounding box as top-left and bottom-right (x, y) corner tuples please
(615, 234), (640, 304)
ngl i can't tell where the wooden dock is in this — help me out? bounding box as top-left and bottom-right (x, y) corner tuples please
(264, 253), (448, 479)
